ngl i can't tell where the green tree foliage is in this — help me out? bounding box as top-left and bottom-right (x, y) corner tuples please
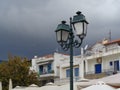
(0, 55), (40, 90)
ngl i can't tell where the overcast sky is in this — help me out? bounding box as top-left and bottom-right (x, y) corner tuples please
(0, 0), (120, 60)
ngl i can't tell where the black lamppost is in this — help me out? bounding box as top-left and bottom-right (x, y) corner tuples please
(55, 11), (88, 90)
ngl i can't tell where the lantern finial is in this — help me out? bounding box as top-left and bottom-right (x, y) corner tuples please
(76, 11), (81, 15)
(62, 21), (66, 24)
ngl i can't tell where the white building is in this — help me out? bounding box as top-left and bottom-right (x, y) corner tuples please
(30, 54), (55, 85)
(84, 39), (120, 78)
(30, 52), (81, 85)
(30, 39), (120, 85)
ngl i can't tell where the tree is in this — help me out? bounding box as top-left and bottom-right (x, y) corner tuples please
(0, 55), (40, 90)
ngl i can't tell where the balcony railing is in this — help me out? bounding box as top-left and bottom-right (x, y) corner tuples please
(85, 48), (120, 59)
(39, 71), (55, 78)
(85, 68), (120, 76)
(54, 77), (80, 85)
(40, 70), (54, 75)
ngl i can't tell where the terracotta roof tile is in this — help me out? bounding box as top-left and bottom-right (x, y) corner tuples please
(103, 39), (120, 45)
(44, 54), (53, 58)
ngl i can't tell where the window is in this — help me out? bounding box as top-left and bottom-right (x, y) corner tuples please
(74, 68), (79, 77)
(39, 65), (43, 74)
(66, 69), (70, 77)
(47, 63), (52, 73)
(110, 61), (113, 66)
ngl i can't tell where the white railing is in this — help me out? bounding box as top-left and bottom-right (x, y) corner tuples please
(54, 77), (80, 85)
(86, 48), (120, 59)
(40, 73), (54, 77)
(85, 68), (120, 76)
(59, 48), (120, 64)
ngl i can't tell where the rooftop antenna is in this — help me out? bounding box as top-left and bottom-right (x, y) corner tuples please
(84, 45), (88, 51)
(109, 30), (111, 41)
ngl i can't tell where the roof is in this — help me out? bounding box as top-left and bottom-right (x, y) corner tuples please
(56, 52), (69, 56)
(34, 54), (54, 59)
(82, 81), (115, 90)
(103, 39), (120, 45)
(87, 41), (103, 50)
(75, 73), (120, 88)
(34, 52), (69, 59)
(88, 38), (120, 49)
(43, 54), (54, 58)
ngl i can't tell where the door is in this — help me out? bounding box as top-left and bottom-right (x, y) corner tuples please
(95, 64), (102, 74)
(114, 60), (119, 71)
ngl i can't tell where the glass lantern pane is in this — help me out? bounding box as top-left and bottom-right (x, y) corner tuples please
(74, 22), (83, 35)
(62, 30), (69, 42)
(83, 22), (87, 36)
(56, 30), (61, 42)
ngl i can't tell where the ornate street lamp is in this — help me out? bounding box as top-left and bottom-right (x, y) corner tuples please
(55, 11), (88, 90)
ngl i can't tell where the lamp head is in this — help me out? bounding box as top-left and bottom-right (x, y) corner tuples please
(72, 11), (88, 39)
(55, 21), (70, 43)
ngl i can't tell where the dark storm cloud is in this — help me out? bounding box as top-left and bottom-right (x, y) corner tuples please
(0, 0), (120, 59)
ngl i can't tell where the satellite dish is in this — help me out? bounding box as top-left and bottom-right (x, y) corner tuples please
(81, 45), (88, 54)
(84, 45), (88, 50)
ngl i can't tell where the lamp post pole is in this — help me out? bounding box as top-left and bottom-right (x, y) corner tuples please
(69, 17), (74, 90)
(55, 11), (88, 90)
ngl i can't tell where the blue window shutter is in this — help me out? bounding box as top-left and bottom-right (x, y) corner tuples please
(74, 68), (79, 76)
(47, 63), (52, 73)
(66, 69), (70, 77)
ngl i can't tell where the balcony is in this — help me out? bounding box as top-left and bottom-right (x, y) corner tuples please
(86, 48), (120, 59)
(54, 77), (80, 85)
(39, 70), (55, 78)
(84, 69), (120, 79)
